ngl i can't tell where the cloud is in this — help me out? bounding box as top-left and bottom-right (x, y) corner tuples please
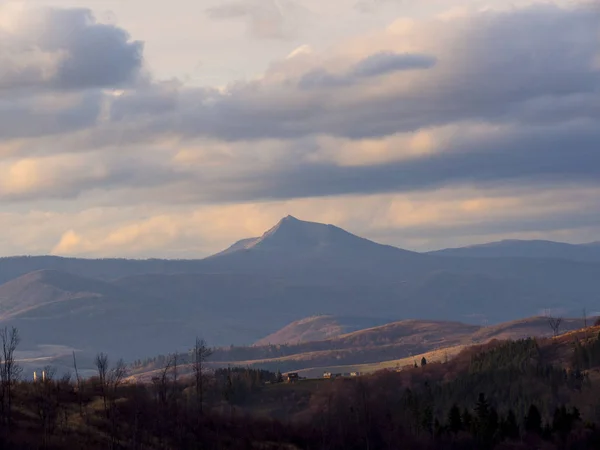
(38, 184), (600, 258)
(206, 0), (306, 39)
(222, 120), (600, 202)
(298, 51), (436, 88)
(0, 90), (102, 139)
(350, 51), (436, 77)
(0, 151), (185, 202)
(0, 5), (143, 91)
(110, 3), (600, 143)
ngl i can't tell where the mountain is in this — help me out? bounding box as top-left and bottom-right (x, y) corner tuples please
(204, 215), (424, 280)
(0, 216), (599, 369)
(428, 239), (600, 262)
(217, 215), (417, 257)
(254, 315), (390, 346)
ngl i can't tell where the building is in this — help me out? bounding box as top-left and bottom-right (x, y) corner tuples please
(285, 372), (299, 383)
(323, 372), (342, 379)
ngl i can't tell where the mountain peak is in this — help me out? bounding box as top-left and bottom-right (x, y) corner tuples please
(254, 216), (341, 249)
(211, 216), (418, 260)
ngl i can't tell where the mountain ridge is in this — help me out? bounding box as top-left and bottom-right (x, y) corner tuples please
(428, 238), (600, 261)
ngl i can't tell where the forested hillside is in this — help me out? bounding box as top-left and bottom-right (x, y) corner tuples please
(2, 326), (600, 448)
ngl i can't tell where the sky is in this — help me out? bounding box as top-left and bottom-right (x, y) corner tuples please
(0, 0), (599, 258)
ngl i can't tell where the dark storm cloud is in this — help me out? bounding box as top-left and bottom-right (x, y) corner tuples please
(0, 7), (143, 91)
(168, 120), (600, 204)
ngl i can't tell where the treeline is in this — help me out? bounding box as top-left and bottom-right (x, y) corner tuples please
(2, 328), (600, 448)
(132, 342), (433, 375)
(301, 336), (600, 449)
(573, 331), (600, 370)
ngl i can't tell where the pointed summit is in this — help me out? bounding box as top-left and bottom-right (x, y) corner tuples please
(210, 216), (418, 260)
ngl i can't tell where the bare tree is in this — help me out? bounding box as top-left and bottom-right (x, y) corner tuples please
(192, 338), (213, 415)
(107, 359), (127, 450)
(0, 326), (21, 427)
(172, 351), (179, 386)
(35, 366), (57, 447)
(72, 351), (84, 417)
(152, 354), (179, 410)
(547, 315), (563, 337)
(151, 355), (175, 448)
(95, 352), (110, 417)
(109, 358), (128, 393)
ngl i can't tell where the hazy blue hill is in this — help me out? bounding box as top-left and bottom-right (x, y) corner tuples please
(0, 255), (213, 284)
(0, 270), (208, 360)
(428, 239), (600, 262)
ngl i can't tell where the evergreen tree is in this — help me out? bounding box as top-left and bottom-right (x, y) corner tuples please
(462, 408), (473, 432)
(421, 357), (427, 367)
(525, 404), (542, 434)
(501, 409), (519, 440)
(448, 404), (463, 434)
(475, 393), (490, 421)
(421, 406), (434, 435)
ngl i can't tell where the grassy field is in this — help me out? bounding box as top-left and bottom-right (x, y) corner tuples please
(292, 344), (467, 378)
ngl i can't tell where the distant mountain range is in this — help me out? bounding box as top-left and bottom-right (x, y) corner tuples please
(0, 216), (598, 371)
(428, 239), (600, 261)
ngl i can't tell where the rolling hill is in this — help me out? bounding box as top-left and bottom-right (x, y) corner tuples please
(130, 315), (592, 380)
(254, 315), (391, 346)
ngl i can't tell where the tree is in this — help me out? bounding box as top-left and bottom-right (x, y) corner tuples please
(151, 355), (176, 448)
(72, 351), (84, 417)
(547, 314), (563, 337)
(109, 358), (128, 393)
(35, 366), (58, 446)
(95, 352), (109, 417)
(420, 357), (427, 367)
(462, 408), (473, 432)
(192, 338), (213, 415)
(448, 404), (463, 433)
(475, 393), (489, 421)
(0, 326), (21, 428)
(501, 409), (519, 440)
(525, 404), (542, 434)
